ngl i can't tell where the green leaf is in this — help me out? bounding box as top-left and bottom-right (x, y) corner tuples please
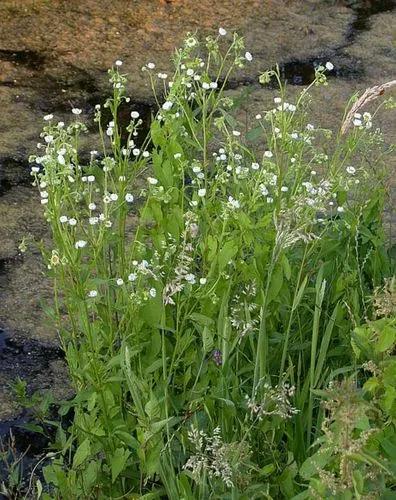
(189, 312), (214, 326)
(246, 126), (262, 142)
(141, 292), (164, 327)
(202, 326), (214, 353)
(145, 395), (161, 420)
(218, 240), (238, 270)
(72, 438), (91, 468)
(376, 324), (395, 353)
(267, 264), (283, 303)
(292, 275), (308, 311)
(299, 448), (332, 480)
(111, 447), (131, 483)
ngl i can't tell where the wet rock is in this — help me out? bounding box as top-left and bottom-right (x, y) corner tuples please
(344, 10), (396, 81)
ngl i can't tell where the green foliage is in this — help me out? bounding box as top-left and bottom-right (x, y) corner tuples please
(298, 281), (396, 499)
(26, 31), (395, 498)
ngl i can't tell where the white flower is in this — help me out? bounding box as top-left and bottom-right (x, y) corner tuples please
(72, 108), (82, 115)
(346, 166), (356, 175)
(306, 123), (314, 130)
(274, 97), (282, 104)
(185, 36), (197, 48)
(147, 177), (158, 185)
(44, 135), (53, 143)
(147, 62), (155, 69)
(115, 60), (123, 66)
(162, 101), (173, 111)
(43, 114), (53, 121)
(185, 273), (196, 284)
(260, 184), (269, 196)
(337, 206), (345, 213)
(103, 195), (111, 204)
(291, 132), (298, 139)
(128, 272), (137, 282)
(198, 188), (206, 197)
(132, 148), (140, 156)
(353, 118), (362, 127)
(149, 288), (157, 298)
(219, 27), (227, 36)
(186, 68), (194, 76)
(59, 215), (68, 223)
(202, 82), (210, 90)
(210, 81), (218, 89)
(288, 104), (296, 112)
(88, 290), (98, 297)
(232, 130), (241, 137)
(130, 111), (140, 119)
(325, 61), (334, 71)
(255, 113), (262, 120)
(89, 217), (99, 225)
(40, 191), (49, 198)
(88, 203), (96, 210)
(199, 277), (207, 285)
(228, 196), (240, 209)
(267, 197), (274, 203)
(106, 127), (113, 136)
(68, 218), (77, 226)
(87, 175), (95, 182)
(75, 240), (87, 248)
(245, 51), (253, 61)
(251, 162), (260, 170)
(157, 72), (168, 79)
(281, 186), (288, 192)
(41, 199), (48, 205)
(57, 154), (65, 165)
(264, 150), (273, 158)
(174, 153), (182, 159)
(110, 193), (118, 201)
(116, 278), (124, 286)
(142, 151), (150, 158)
(125, 193), (134, 202)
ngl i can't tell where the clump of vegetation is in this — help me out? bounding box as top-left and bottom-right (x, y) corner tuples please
(25, 29), (395, 498)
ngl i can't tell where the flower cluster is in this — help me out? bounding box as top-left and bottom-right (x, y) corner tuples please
(184, 426), (250, 489)
(247, 382), (299, 420)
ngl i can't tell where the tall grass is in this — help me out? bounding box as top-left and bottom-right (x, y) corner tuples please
(27, 31), (395, 498)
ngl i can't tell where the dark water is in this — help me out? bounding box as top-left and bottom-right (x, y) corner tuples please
(347, 0), (396, 42)
(276, 0), (395, 87)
